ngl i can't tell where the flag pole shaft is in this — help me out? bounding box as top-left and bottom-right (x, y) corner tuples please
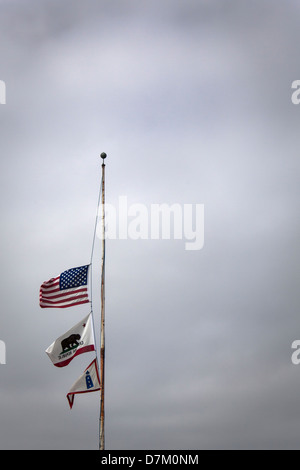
(99, 153), (107, 451)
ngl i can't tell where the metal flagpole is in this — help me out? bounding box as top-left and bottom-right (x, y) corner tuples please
(99, 152), (107, 451)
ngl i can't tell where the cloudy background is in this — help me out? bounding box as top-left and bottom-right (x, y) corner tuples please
(0, 0), (299, 450)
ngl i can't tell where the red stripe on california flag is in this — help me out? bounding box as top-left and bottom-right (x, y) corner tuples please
(53, 345), (96, 368)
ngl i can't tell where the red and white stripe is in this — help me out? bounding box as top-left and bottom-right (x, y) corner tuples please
(39, 276), (89, 308)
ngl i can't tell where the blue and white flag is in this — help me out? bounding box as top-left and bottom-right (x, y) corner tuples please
(67, 359), (100, 409)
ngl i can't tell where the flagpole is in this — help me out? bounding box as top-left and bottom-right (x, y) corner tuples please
(99, 152), (107, 451)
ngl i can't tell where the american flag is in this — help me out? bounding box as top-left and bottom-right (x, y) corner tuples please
(40, 265), (90, 308)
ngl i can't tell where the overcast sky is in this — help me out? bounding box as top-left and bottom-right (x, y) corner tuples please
(0, 0), (299, 450)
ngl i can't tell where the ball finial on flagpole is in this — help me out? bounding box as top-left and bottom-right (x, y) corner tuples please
(100, 152), (107, 164)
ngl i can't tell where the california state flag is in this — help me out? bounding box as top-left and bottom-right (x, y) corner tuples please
(45, 314), (95, 367)
(67, 358), (101, 409)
